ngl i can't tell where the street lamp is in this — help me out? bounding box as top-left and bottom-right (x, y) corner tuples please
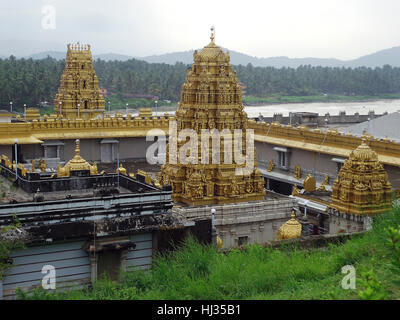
(77, 103), (81, 118)
(59, 101), (62, 117)
(108, 101), (111, 113)
(155, 100), (158, 117)
(14, 138), (18, 181)
(10, 101), (13, 113)
(126, 103), (128, 115)
(24, 104), (26, 118)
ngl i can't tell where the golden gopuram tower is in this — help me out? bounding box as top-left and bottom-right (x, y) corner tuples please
(331, 139), (392, 215)
(158, 28), (265, 206)
(54, 43), (105, 120)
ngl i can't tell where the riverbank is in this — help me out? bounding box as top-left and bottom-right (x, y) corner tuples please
(242, 93), (400, 106)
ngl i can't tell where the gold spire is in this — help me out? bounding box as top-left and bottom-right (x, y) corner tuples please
(54, 43), (105, 120)
(75, 138), (81, 156)
(210, 26), (215, 43)
(158, 31), (265, 206)
(276, 210), (302, 240)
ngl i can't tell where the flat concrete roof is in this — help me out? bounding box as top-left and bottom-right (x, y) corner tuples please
(340, 111), (400, 141)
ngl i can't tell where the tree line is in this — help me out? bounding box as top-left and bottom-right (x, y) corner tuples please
(1, 55), (400, 111)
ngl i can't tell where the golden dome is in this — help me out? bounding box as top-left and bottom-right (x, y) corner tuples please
(197, 42), (227, 60)
(276, 211), (302, 240)
(63, 139), (91, 172)
(349, 139), (378, 162)
(194, 27), (229, 63)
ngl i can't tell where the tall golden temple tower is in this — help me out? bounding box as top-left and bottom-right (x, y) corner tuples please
(331, 139), (392, 215)
(54, 43), (105, 119)
(159, 28), (265, 206)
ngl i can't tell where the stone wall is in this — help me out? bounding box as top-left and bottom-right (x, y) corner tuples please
(173, 197), (298, 248)
(255, 110), (386, 127)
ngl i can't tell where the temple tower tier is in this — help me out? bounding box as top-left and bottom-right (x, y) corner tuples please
(158, 33), (265, 205)
(54, 43), (105, 120)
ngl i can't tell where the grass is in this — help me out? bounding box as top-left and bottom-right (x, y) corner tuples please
(242, 93), (400, 105)
(16, 206), (400, 300)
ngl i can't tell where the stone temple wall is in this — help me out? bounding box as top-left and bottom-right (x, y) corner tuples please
(173, 196), (298, 248)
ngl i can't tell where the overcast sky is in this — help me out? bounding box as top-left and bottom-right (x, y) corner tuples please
(1, 0), (399, 59)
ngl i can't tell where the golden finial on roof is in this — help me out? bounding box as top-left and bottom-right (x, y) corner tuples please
(276, 210), (302, 240)
(210, 26), (215, 43)
(75, 138), (80, 155)
(62, 139), (91, 173)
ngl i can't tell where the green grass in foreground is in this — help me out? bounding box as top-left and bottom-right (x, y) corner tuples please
(17, 206), (400, 300)
(242, 93), (400, 105)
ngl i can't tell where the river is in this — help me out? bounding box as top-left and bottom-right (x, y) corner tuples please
(134, 99), (400, 118)
(243, 99), (400, 118)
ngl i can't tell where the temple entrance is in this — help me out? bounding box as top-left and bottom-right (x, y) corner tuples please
(97, 250), (122, 281)
(101, 143), (113, 163)
(268, 179), (293, 196)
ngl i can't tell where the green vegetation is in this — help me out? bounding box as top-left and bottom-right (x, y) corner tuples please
(2, 55), (400, 112)
(0, 214), (25, 280)
(16, 206), (400, 300)
(104, 94), (174, 112)
(39, 105), (54, 116)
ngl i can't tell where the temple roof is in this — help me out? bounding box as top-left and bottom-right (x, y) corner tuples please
(350, 139), (378, 162)
(197, 41), (225, 60)
(341, 111), (400, 142)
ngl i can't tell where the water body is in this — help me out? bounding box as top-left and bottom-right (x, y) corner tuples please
(243, 99), (400, 118)
(133, 99), (400, 118)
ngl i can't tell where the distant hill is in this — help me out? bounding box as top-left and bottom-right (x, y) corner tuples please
(93, 53), (134, 61)
(140, 46), (400, 68)
(348, 46), (400, 68)
(27, 51), (67, 60)
(25, 51), (135, 61)
(2, 45), (399, 68)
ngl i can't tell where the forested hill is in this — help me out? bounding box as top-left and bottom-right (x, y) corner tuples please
(1, 55), (400, 110)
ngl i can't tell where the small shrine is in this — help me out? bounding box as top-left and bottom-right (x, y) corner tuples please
(330, 139), (392, 215)
(58, 139), (98, 177)
(276, 211), (302, 240)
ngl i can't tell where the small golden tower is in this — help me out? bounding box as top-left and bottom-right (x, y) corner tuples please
(54, 43), (105, 120)
(158, 28), (265, 205)
(331, 139), (392, 216)
(63, 139), (92, 173)
(276, 210), (302, 240)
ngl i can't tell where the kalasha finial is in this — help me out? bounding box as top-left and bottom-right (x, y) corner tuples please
(210, 26), (215, 42)
(75, 139), (80, 155)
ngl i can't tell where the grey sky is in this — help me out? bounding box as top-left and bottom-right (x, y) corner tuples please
(1, 0), (399, 59)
